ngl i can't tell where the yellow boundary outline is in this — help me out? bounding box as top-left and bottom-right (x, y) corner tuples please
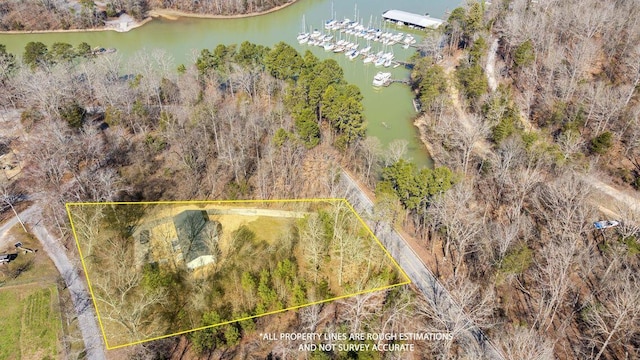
(66, 198), (411, 350)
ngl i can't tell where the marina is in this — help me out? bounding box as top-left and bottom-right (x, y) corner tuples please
(295, 9), (426, 72)
(297, 9), (426, 91)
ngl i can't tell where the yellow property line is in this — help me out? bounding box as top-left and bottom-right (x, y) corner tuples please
(341, 199), (412, 284)
(66, 203), (113, 349)
(106, 281), (410, 350)
(66, 198), (411, 350)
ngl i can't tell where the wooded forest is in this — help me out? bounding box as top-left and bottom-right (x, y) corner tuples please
(0, 0), (294, 31)
(0, 35), (450, 358)
(404, 0), (640, 359)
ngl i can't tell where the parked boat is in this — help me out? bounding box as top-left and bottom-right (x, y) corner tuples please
(297, 15), (310, 43)
(372, 72), (392, 87)
(363, 54), (376, 64)
(325, 19), (337, 30)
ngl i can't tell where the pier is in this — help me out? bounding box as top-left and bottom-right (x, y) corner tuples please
(379, 78), (411, 87)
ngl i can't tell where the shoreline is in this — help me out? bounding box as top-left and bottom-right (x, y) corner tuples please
(148, 0), (299, 21)
(413, 115), (438, 165)
(0, 0), (299, 35)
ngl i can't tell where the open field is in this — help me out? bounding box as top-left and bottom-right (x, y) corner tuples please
(0, 224), (66, 360)
(67, 199), (410, 349)
(0, 285), (62, 360)
(0, 288), (22, 360)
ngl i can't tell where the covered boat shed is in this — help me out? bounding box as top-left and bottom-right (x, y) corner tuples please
(382, 10), (444, 29)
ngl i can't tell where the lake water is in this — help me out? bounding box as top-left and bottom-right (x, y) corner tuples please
(0, 0), (463, 167)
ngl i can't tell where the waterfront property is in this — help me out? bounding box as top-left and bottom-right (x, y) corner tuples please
(0, 0), (447, 167)
(382, 9), (444, 29)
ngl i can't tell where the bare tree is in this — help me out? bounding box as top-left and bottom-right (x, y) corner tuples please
(583, 269), (640, 360)
(497, 327), (555, 360)
(90, 236), (167, 345)
(338, 292), (384, 334)
(428, 182), (482, 278)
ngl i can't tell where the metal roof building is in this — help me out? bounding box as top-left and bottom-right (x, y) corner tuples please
(382, 10), (444, 29)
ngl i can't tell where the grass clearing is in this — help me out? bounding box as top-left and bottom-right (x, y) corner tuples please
(0, 224), (65, 360)
(0, 288), (22, 360)
(243, 217), (294, 244)
(0, 284), (61, 360)
(21, 287), (61, 360)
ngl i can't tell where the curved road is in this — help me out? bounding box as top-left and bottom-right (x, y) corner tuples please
(339, 171), (505, 359)
(4, 205), (106, 360)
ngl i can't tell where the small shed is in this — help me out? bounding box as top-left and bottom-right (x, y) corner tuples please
(382, 10), (444, 29)
(0, 253), (18, 264)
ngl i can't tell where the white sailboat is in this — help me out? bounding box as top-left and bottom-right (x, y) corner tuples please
(297, 15), (310, 44)
(363, 53), (376, 64)
(325, 2), (336, 29)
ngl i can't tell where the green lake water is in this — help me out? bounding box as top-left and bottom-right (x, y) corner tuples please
(0, 0), (463, 167)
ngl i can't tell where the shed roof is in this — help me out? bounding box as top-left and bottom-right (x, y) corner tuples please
(382, 10), (444, 29)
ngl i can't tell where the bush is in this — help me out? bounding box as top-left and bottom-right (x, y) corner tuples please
(497, 244), (532, 283)
(590, 131), (613, 155)
(59, 103), (86, 128)
(105, 2), (118, 17)
(20, 108), (43, 131)
(513, 40), (535, 68)
(622, 236), (640, 256)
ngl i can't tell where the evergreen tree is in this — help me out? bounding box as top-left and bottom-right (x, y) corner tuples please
(513, 39), (535, 68)
(456, 63), (488, 102)
(50, 42), (75, 63)
(264, 42), (303, 80)
(23, 41), (49, 69)
(0, 45), (16, 82)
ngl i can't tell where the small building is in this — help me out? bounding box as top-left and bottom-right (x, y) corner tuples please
(0, 253), (18, 264)
(382, 10), (444, 29)
(173, 210), (221, 270)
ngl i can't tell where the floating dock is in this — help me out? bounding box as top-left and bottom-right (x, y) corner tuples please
(382, 10), (444, 30)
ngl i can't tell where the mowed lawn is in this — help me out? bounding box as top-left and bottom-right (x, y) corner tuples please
(0, 224), (64, 360)
(0, 285), (62, 360)
(0, 288), (22, 360)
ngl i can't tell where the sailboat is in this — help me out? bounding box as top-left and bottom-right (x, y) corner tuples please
(297, 15), (309, 44)
(363, 53), (375, 64)
(325, 2), (336, 29)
